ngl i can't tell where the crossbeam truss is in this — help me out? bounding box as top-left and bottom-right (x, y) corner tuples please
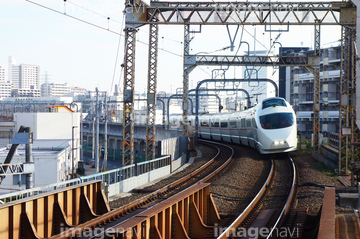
(128, 1), (351, 26)
(0, 163), (25, 175)
(186, 55), (321, 67)
(124, 1), (358, 175)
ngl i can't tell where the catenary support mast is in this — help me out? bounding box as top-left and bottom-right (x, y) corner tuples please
(122, 27), (137, 170)
(145, 21), (158, 161)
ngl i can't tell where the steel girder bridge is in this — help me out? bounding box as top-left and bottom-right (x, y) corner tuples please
(122, 0), (359, 178)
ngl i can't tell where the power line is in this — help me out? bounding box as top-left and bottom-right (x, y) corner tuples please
(66, 0), (123, 24)
(110, 12), (126, 96)
(26, 0), (121, 35)
(25, 0), (183, 58)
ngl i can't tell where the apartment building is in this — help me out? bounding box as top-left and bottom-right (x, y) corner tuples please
(41, 82), (71, 97)
(286, 46), (341, 139)
(8, 56), (40, 91)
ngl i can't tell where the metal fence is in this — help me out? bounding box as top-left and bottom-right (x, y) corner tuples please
(0, 178), (81, 204)
(0, 155), (171, 204)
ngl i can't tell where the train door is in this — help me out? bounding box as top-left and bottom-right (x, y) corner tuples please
(246, 117), (252, 146)
(252, 118), (258, 147)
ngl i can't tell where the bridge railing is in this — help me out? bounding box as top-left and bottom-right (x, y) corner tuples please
(0, 178), (81, 204)
(0, 155), (171, 204)
(80, 155), (171, 184)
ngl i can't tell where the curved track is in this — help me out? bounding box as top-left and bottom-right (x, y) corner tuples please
(214, 155), (299, 239)
(51, 140), (235, 239)
(52, 143), (302, 239)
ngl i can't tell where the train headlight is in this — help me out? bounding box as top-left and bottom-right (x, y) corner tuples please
(273, 140), (286, 145)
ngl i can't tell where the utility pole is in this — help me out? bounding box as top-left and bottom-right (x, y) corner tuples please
(25, 127), (33, 189)
(95, 88), (99, 173)
(92, 101), (95, 161)
(72, 126), (77, 178)
(104, 92), (108, 172)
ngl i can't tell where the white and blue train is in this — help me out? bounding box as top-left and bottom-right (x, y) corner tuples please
(169, 97), (298, 154)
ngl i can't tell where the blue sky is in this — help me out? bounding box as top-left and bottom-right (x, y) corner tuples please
(1, 0), (342, 96)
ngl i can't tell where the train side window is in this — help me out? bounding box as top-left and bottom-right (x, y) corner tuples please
(221, 122), (228, 128)
(200, 121), (209, 127)
(252, 119), (257, 128)
(241, 118), (245, 128)
(246, 119), (251, 127)
(230, 121), (237, 128)
(211, 122), (219, 127)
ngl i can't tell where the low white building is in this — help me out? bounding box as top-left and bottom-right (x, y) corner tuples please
(0, 110), (81, 194)
(11, 88), (41, 98)
(0, 81), (11, 100)
(41, 82), (71, 97)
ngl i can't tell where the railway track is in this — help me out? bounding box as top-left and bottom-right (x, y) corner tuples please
(51, 140), (235, 238)
(51, 142), (304, 239)
(211, 155), (302, 239)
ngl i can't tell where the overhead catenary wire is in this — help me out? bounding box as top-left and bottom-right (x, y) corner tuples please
(207, 0), (277, 100)
(110, 12), (126, 96)
(27, 0), (299, 99)
(25, 0), (183, 58)
(65, 0), (123, 24)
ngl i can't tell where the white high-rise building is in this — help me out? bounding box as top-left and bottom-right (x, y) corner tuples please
(8, 56), (16, 83)
(8, 56), (40, 90)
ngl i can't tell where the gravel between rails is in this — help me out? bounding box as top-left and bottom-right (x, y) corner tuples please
(109, 145), (347, 217)
(259, 157), (293, 211)
(208, 145), (271, 217)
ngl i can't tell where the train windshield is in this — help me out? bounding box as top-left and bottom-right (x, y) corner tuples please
(259, 113), (294, 129)
(262, 98), (286, 109)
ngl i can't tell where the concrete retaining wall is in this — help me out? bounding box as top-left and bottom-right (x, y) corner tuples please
(108, 165), (171, 196)
(171, 155), (186, 172)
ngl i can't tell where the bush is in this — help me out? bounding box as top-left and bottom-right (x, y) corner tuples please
(297, 139), (312, 153)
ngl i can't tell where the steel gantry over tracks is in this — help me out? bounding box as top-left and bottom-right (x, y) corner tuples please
(123, 0), (359, 172)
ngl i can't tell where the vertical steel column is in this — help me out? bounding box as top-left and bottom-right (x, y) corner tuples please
(339, 26), (352, 174)
(104, 92), (108, 172)
(182, 25), (190, 135)
(25, 127), (33, 189)
(95, 88), (100, 173)
(313, 21), (321, 151)
(122, 28), (137, 169)
(349, 28), (359, 184)
(146, 22), (158, 161)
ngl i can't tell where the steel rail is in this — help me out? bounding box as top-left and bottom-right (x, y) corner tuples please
(198, 140), (235, 183)
(89, 140), (235, 239)
(217, 156), (297, 239)
(51, 141), (232, 238)
(266, 157), (297, 239)
(217, 159), (275, 239)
